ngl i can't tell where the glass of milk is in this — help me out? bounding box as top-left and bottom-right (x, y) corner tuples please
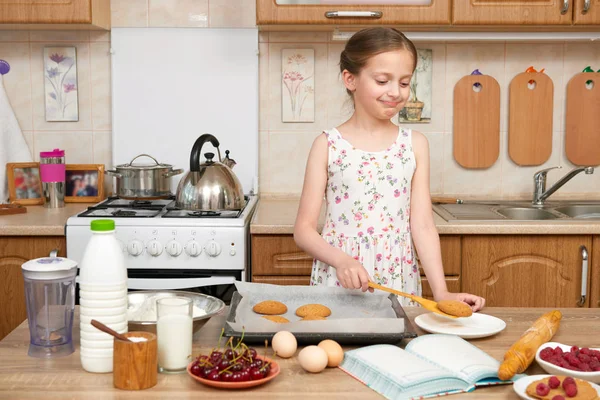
(156, 296), (193, 373)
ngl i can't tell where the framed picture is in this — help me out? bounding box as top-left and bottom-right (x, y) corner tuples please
(6, 162), (44, 205)
(65, 164), (104, 203)
(43, 46), (79, 122)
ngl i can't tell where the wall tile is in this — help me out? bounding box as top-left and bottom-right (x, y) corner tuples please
(30, 42), (92, 131)
(423, 132), (444, 195)
(326, 43), (352, 128)
(149, 0), (209, 27)
(34, 132), (93, 164)
(22, 131), (34, 158)
(209, 0), (256, 28)
(506, 43), (564, 132)
(90, 42), (112, 130)
(259, 130), (270, 193)
(111, 0), (148, 27)
(270, 32), (328, 43)
(441, 128), (503, 197)
(0, 42), (33, 131)
(559, 132), (600, 195)
(268, 43), (328, 131)
(268, 131), (319, 194)
(445, 43), (506, 133)
(259, 43), (269, 131)
(93, 131), (112, 167)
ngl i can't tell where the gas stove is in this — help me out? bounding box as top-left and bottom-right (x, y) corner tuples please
(66, 195), (258, 293)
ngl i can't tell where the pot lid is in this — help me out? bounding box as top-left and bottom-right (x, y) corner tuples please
(116, 154), (173, 170)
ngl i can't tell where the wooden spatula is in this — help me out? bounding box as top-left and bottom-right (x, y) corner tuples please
(368, 282), (458, 319)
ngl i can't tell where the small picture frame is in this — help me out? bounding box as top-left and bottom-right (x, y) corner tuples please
(65, 164), (105, 203)
(6, 162), (44, 205)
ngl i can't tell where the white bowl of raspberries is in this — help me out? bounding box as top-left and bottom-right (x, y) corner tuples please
(536, 342), (600, 384)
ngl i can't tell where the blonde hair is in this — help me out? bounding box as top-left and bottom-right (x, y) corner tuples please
(340, 27), (417, 97)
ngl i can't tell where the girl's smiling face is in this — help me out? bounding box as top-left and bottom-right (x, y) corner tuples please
(344, 49), (415, 120)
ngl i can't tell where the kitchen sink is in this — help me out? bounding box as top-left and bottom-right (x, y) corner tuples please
(495, 207), (558, 220)
(433, 201), (600, 222)
(553, 205), (600, 219)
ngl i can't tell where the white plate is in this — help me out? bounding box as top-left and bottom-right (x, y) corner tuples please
(413, 312), (506, 339)
(535, 342), (600, 383)
(513, 374), (600, 399)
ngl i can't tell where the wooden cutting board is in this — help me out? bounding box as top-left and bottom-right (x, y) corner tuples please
(508, 72), (554, 166)
(453, 75), (500, 169)
(566, 72), (600, 166)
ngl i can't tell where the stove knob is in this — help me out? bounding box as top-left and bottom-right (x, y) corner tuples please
(147, 240), (163, 257)
(166, 240), (183, 257)
(185, 241), (202, 257)
(205, 240), (222, 257)
(127, 240), (144, 256)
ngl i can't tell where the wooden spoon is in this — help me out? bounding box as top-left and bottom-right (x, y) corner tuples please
(91, 319), (132, 342)
(368, 282), (468, 319)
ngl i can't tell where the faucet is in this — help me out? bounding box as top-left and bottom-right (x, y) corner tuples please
(532, 166), (595, 206)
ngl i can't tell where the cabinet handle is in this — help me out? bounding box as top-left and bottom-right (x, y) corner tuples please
(561, 0), (570, 14)
(49, 249), (58, 258)
(325, 11), (382, 19)
(577, 245), (588, 307)
(583, 0), (591, 14)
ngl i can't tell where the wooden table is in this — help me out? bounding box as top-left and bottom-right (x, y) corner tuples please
(0, 307), (599, 399)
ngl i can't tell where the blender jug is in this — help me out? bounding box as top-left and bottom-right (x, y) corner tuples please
(21, 257), (77, 358)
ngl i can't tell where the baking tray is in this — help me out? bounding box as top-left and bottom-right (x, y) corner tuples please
(223, 291), (418, 345)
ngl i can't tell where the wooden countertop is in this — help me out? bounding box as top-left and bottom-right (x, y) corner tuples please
(0, 203), (91, 236)
(1, 307), (599, 399)
(251, 197), (600, 235)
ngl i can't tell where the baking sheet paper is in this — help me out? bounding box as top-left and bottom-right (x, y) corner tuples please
(227, 281), (405, 334)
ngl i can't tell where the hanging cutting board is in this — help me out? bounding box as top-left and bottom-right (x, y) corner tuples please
(566, 72), (600, 166)
(453, 75), (500, 169)
(508, 72), (554, 166)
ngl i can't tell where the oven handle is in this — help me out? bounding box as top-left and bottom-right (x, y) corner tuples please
(127, 276), (236, 290)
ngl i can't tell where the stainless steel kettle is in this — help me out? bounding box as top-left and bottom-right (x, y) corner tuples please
(175, 134), (245, 211)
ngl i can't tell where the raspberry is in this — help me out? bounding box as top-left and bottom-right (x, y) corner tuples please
(578, 353), (591, 363)
(580, 363), (591, 372)
(562, 377), (576, 389)
(554, 347), (564, 355)
(564, 383), (578, 397)
(536, 383), (550, 396)
(548, 376), (560, 389)
(593, 365), (600, 372)
(540, 347), (554, 360)
(580, 347), (590, 355)
(570, 346), (579, 353)
(552, 396), (565, 400)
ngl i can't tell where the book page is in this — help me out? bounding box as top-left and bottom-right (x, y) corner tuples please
(348, 344), (466, 388)
(405, 334), (501, 384)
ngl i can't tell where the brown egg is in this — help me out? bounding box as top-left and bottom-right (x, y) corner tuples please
(318, 339), (344, 367)
(298, 346), (329, 373)
(271, 330), (297, 359)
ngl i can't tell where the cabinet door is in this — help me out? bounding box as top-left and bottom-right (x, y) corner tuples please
(257, 0), (450, 26)
(0, 237), (66, 340)
(574, 0), (600, 24)
(252, 275), (311, 285)
(0, 0), (109, 29)
(462, 235), (592, 308)
(591, 236), (599, 308)
(453, 0), (573, 25)
(251, 235), (313, 276)
(418, 235), (461, 299)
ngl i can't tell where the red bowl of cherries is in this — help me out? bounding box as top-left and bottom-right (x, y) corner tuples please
(187, 335), (280, 389)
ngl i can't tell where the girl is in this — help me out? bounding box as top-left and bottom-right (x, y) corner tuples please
(293, 27), (485, 311)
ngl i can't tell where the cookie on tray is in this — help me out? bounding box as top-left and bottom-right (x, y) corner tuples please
(300, 315), (327, 321)
(262, 315), (290, 324)
(253, 300), (288, 315)
(295, 304), (331, 318)
(437, 300), (473, 317)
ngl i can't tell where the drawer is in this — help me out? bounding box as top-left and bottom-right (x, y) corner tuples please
(252, 275), (311, 286)
(421, 276), (461, 301)
(419, 235), (461, 276)
(251, 235), (313, 276)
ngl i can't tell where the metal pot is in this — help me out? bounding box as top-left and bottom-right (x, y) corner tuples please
(106, 154), (183, 199)
(175, 134), (245, 211)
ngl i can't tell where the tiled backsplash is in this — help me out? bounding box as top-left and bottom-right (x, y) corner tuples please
(1, 0), (599, 199)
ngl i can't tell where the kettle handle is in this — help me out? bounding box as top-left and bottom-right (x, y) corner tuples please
(190, 134), (220, 172)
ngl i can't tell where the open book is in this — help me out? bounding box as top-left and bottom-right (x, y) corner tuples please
(339, 334), (522, 400)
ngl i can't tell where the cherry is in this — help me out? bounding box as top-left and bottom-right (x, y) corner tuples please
(210, 351), (223, 364)
(250, 367), (265, 380)
(245, 348), (258, 359)
(239, 369), (251, 381)
(201, 367), (213, 378)
(221, 371), (233, 382)
(190, 363), (202, 377)
(218, 359), (231, 370)
(207, 370), (220, 381)
(231, 363), (243, 372)
(224, 349), (237, 360)
(231, 372), (243, 382)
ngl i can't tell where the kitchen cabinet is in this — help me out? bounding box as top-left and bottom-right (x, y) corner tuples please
(251, 234), (461, 297)
(0, 0), (109, 30)
(574, 0), (600, 24)
(453, 0), (573, 25)
(0, 236), (66, 340)
(256, 0), (451, 27)
(462, 235), (592, 308)
(591, 235), (600, 308)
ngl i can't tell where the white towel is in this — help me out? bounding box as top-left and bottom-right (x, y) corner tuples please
(0, 74), (33, 204)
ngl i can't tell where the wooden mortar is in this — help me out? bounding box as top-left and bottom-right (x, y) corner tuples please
(113, 331), (157, 390)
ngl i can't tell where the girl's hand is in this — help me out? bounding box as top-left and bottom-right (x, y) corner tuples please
(435, 291), (486, 312)
(335, 258), (373, 293)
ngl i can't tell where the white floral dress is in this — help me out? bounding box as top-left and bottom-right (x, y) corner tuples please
(310, 126), (422, 306)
